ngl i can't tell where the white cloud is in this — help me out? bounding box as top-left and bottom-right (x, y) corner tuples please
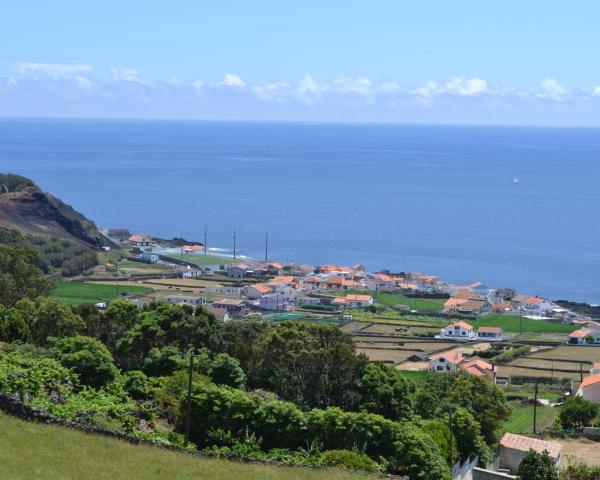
(252, 81), (290, 102)
(17, 62), (93, 79)
(537, 78), (567, 101)
(594, 86), (600, 96)
(378, 81), (401, 93)
(297, 74), (319, 94)
(412, 81), (439, 97)
(191, 80), (205, 91)
(219, 73), (245, 88)
(329, 75), (374, 96)
(444, 77), (488, 96)
(110, 66), (141, 82)
(74, 75), (93, 91)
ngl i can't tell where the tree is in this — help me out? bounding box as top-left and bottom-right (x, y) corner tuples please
(559, 396), (599, 429)
(50, 335), (117, 388)
(517, 449), (559, 480)
(450, 407), (490, 463)
(0, 305), (31, 342)
(0, 246), (52, 306)
(253, 322), (368, 410)
(100, 300), (140, 349)
(142, 345), (186, 377)
(26, 297), (85, 344)
(122, 370), (153, 400)
(209, 353), (246, 389)
(356, 362), (415, 420)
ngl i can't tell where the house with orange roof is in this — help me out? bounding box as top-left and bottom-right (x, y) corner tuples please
(499, 433), (561, 473)
(524, 296), (553, 314)
(268, 275), (299, 288)
(319, 265), (352, 276)
(302, 276), (323, 290)
(374, 274), (396, 292)
(244, 283), (274, 299)
(443, 297), (468, 312)
(429, 351), (464, 372)
(128, 234), (152, 247)
(332, 297), (347, 308)
(578, 372), (600, 402)
(326, 275), (344, 289)
(182, 244), (205, 252)
(457, 298), (491, 316)
(341, 278), (364, 290)
(459, 357), (495, 380)
(344, 294), (374, 308)
(568, 326), (600, 345)
(477, 326), (503, 341)
(440, 321), (475, 340)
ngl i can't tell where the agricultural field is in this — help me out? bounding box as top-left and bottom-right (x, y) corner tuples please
(358, 322), (439, 336)
(166, 253), (235, 266)
(117, 260), (170, 271)
(501, 402), (558, 435)
(372, 292), (446, 312)
(50, 282), (153, 305)
(497, 366), (581, 381)
(355, 347), (415, 364)
(470, 315), (578, 334)
(528, 345), (600, 363)
(0, 413), (366, 480)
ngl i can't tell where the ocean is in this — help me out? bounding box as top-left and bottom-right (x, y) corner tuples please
(1, 118), (599, 303)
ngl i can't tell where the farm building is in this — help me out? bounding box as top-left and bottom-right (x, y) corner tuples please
(440, 321), (475, 341)
(499, 433), (561, 474)
(165, 295), (207, 306)
(477, 326), (503, 341)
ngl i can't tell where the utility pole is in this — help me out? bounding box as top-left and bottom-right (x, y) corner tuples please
(533, 382), (538, 435)
(265, 233), (269, 262)
(233, 229), (237, 260)
(580, 363), (583, 382)
(184, 351), (195, 446)
(448, 408), (454, 466)
(204, 226), (207, 255)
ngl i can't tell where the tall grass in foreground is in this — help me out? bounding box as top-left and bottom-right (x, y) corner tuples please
(0, 413), (369, 480)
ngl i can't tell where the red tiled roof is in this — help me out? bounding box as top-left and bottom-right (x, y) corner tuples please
(527, 297), (544, 304)
(581, 372), (600, 389)
(438, 351), (464, 364)
(478, 326), (502, 333)
(445, 298), (468, 307)
(569, 329), (592, 338)
(500, 433), (562, 459)
(346, 294), (371, 302)
(448, 321), (473, 330)
(252, 284), (273, 294)
(327, 276), (344, 285)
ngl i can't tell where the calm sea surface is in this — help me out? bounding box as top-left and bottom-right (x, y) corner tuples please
(1, 118), (599, 302)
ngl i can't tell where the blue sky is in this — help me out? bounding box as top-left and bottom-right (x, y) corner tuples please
(2, 1), (600, 124)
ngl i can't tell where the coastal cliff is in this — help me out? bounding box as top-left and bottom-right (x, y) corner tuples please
(0, 173), (114, 249)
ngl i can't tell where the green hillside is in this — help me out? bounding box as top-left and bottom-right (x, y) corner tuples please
(0, 413), (369, 480)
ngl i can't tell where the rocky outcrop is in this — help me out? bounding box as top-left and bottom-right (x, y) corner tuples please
(0, 177), (115, 249)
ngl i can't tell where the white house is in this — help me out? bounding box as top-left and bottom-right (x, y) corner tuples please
(499, 433), (561, 474)
(568, 326), (600, 345)
(577, 372), (600, 402)
(374, 274), (396, 292)
(344, 294), (374, 308)
(477, 326), (503, 341)
(206, 306), (231, 323)
(440, 321), (475, 341)
(523, 296), (553, 314)
(244, 283), (274, 299)
(429, 351), (464, 372)
(204, 285), (243, 297)
(128, 235), (152, 248)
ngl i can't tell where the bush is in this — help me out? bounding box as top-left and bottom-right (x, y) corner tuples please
(50, 335), (117, 388)
(321, 450), (381, 472)
(559, 397), (599, 429)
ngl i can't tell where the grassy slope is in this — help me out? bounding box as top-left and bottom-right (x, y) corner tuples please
(0, 413), (367, 480)
(50, 282), (152, 305)
(501, 402), (558, 435)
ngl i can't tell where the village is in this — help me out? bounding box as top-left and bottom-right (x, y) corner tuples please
(68, 228), (600, 476)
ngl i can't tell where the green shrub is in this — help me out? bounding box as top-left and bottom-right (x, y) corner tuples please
(321, 450), (380, 472)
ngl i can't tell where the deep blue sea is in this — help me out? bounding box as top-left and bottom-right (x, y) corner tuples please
(1, 118), (599, 303)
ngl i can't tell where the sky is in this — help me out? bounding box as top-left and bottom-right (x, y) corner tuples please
(1, 1), (600, 125)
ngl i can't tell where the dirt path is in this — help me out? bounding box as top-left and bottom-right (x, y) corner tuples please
(558, 437), (600, 466)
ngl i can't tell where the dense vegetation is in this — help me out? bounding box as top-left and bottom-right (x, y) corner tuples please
(0, 226), (98, 277)
(0, 247), (517, 478)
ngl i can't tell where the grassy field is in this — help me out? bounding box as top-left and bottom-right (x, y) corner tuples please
(167, 253), (235, 266)
(497, 366), (581, 381)
(501, 402), (558, 435)
(528, 345), (600, 362)
(470, 315), (578, 334)
(50, 282), (152, 305)
(0, 413), (366, 480)
(118, 260), (170, 270)
(372, 292), (445, 312)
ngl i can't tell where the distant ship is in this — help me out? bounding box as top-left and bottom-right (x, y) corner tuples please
(513, 176), (520, 184)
